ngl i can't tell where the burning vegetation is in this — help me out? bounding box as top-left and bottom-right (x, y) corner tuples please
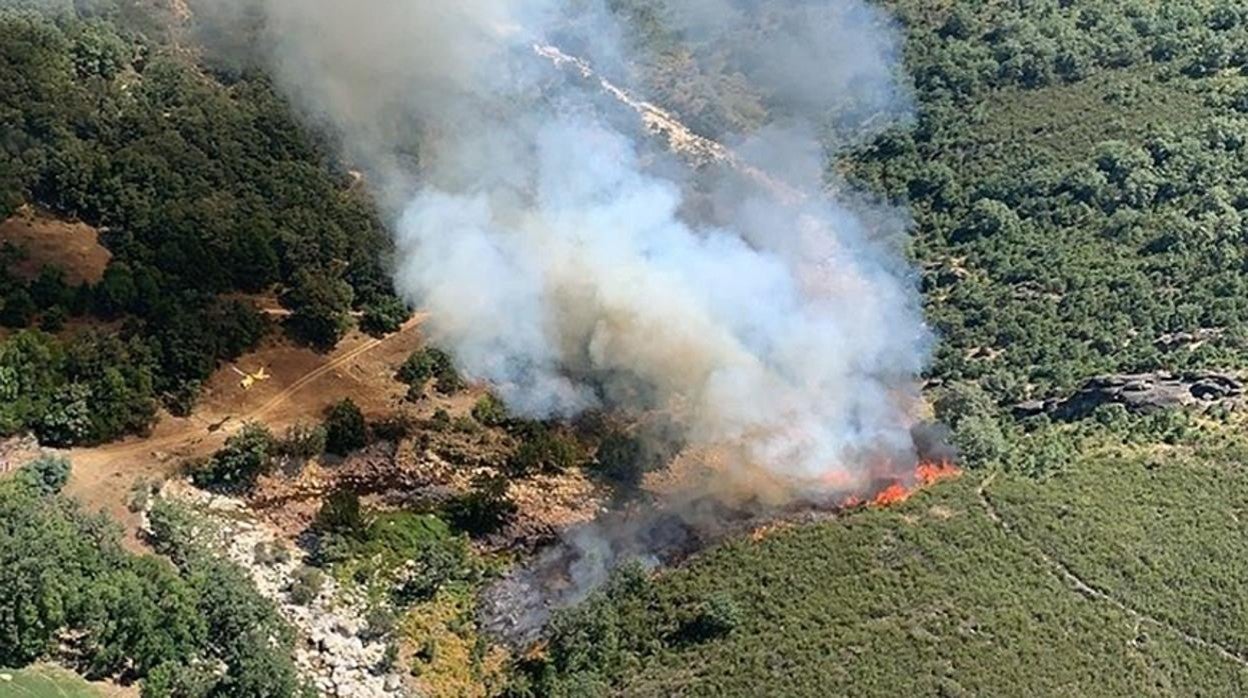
(218, 0), (943, 653)
(480, 440), (962, 650)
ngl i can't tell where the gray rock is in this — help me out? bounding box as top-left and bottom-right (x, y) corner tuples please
(1015, 371), (1244, 420)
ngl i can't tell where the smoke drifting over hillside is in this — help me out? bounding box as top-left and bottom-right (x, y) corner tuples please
(229, 0), (927, 491)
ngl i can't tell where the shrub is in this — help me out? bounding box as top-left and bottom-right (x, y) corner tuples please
(508, 423), (585, 475)
(933, 382), (998, 429)
(393, 533), (477, 604)
(370, 414), (414, 442)
(128, 478), (157, 513)
(191, 422), (276, 488)
(430, 409), (451, 429)
(360, 295), (409, 337)
(283, 269), (354, 350)
(364, 607), (398, 641)
(1, 288), (35, 328)
(315, 490), (367, 538)
(471, 394), (508, 427)
(324, 398), (367, 455)
(17, 453), (72, 495)
(253, 541), (291, 567)
(144, 499), (206, 567)
(379, 641), (399, 673)
(444, 473), (517, 537)
(678, 594), (742, 643)
(951, 414), (1007, 468)
(39, 305), (66, 332)
(289, 566), (325, 606)
(596, 433), (646, 491)
(276, 422), (326, 463)
(397, 347), (462, 394)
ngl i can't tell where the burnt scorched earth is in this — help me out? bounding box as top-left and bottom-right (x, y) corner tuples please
(480, 502), (713, 650)
(479, 493), (850, 649)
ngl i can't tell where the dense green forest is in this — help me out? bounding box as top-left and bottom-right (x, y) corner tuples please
(618, 0), (1248, 407)
(0, 0), (400, 445)
(853, 0), (1248, 406)
(0, 457), (304, 696)
(515, 433), (1248, 696)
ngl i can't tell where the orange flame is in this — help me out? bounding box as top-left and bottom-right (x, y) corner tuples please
(749, 461), (962, 543)
(831, 460), (962, 510)
(916, 461), (962, 487)
(869, 482), (912, 507)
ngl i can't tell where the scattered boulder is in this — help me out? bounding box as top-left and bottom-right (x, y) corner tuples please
(1014, 371), (1244, 420)
(1155, 328), (1226, 352)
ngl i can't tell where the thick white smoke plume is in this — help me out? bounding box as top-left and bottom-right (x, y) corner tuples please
(236, 0), (928, 489)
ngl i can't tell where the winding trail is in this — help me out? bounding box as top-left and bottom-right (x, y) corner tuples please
(977, 472), (1248, 670)
(533, 42), (805, 205)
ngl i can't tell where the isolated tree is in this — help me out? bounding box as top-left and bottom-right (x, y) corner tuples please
(193, 422), (275, 488)
(398, 346), (462, 394)
(951, 414), (1008, 468)
(314, 489), (365, 538)
(323, 398), (366, 455)
(934, 382), (1007, 468)
(445, 473), (517, 537)
(311, 489), (367, 564)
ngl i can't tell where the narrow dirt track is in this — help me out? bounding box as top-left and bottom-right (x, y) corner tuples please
(249, 312), (425, 424)
(977, 473), (1248, 670)
(77, 313), (427, 462)
(63, 313), (427, 547)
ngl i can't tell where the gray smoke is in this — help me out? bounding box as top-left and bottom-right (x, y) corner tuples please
(217, 0), (928, 490)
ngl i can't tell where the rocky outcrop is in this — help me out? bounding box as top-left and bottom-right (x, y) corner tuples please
(0, 435), (43, 475)
(155, 481), (407, 698)
(1014, 371), (1244, 420)
(1155, 328), (1226, 352)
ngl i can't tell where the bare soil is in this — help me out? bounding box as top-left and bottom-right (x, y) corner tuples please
(64, 315), (427, 549)
(0, 206), (111, 285)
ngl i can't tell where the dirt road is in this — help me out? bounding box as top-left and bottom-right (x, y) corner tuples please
(64, 314), (427, 548)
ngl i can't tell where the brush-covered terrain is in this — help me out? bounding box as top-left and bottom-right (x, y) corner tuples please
(2, 0), (1248, 696)
(520, 421), (1248, 696)
(515, 0), (1248, 695)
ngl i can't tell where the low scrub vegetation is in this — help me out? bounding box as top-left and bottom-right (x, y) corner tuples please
(517, 444), (1248, 695)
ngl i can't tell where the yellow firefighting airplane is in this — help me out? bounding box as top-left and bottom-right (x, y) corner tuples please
(230, 365), (271, 391)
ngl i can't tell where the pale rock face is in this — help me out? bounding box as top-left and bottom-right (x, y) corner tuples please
(153, 481), (409, 697)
